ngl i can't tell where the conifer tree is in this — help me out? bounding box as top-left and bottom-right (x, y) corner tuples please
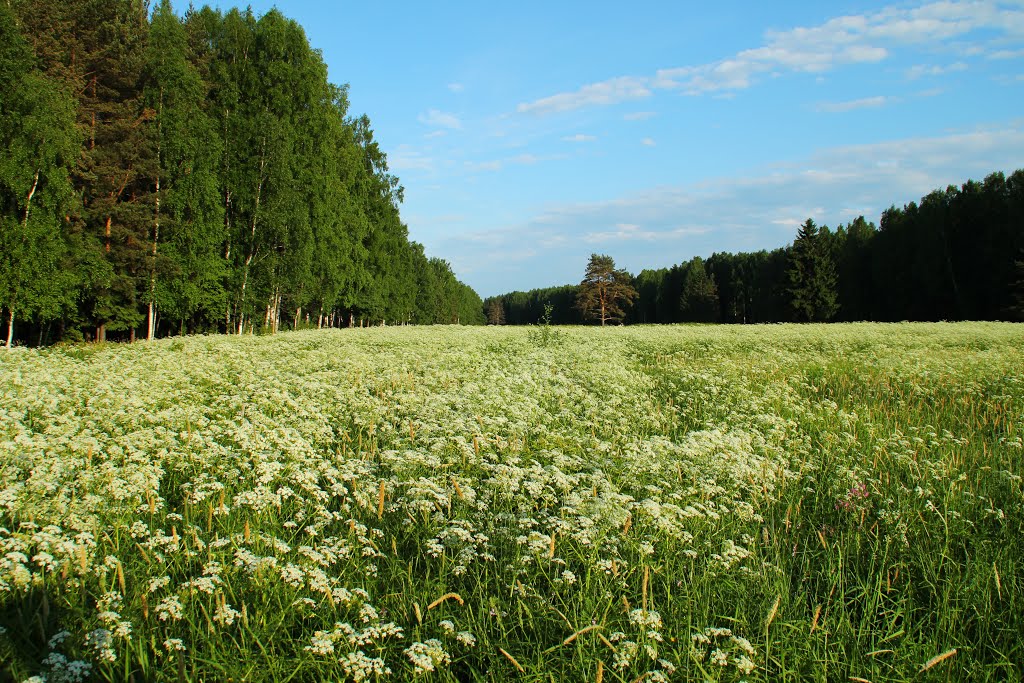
(576, 254), (637, 325)
(486, 298), (505, 325)
(786, 218), (838, 322)
(679, 256), (720, 322)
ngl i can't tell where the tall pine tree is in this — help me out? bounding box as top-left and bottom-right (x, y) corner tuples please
(786, 219), (838, 322)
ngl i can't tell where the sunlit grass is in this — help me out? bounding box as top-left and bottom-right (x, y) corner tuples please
(1, 323), (1021, 681)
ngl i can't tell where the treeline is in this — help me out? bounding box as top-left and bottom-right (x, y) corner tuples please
(486, 170), (1024, 325)
(0, 0), (483, 347)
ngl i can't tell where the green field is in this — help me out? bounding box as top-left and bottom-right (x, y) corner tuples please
(1, 324), (1022, 682)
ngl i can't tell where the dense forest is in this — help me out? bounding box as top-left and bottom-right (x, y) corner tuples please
(0, 0), (484, 348)
(487, 170), (1024, 325)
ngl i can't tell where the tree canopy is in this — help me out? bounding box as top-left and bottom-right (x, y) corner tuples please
(1, 0), (483, 346)
(576, 254), (638, 325)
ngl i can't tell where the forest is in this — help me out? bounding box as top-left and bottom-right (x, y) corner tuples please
(487, 169), (1024, 326)
(0, 0), (485, 348)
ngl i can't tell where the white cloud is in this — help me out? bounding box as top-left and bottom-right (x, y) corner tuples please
(563, 134), (597, 142)
(418, 108), (462, 130)
(624, 111), (657, 121)
(641, 137), (656, 147)
(464, 152), (566, 174)
(388, 145), (434, 172)
(447, 82), (465, 93)
(815, 95), (890, 112)
(516, 76), (651, 115)
(465, 159), (503, 173)
(989, 48), (1024, 59)
(906, 61), (968, 78)
(515, 0), (1024, 114)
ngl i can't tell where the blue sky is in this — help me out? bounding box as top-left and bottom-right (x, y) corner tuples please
(205, 0), (1024, 297)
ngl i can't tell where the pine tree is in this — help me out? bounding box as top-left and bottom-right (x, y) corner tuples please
(576, 254), (637, 325)
(679, 256), (720, 323)
(486, 298), (505, 325)
(787, 219), (838, 322)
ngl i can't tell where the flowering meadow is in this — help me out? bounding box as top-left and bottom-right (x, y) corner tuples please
(1, 323), (1022, 682)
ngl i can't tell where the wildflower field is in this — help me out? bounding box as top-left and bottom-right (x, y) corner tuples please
(1, 323), (1022, 682)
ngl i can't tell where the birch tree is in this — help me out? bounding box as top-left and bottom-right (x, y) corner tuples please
(0, 5), (80, 348)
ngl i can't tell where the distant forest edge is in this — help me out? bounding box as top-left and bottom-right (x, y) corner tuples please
(487, 169), (1024, 326)
(1, 0), (485, 348)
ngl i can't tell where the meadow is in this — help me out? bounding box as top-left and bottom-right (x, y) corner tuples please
(1, 323), (1021, 682)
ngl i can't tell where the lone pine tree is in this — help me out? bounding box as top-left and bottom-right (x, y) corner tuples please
(576, 253), (637, 326)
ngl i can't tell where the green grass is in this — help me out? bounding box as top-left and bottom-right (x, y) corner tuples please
(1, 323), (1021, 681)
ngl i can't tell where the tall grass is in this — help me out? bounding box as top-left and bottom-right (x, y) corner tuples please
(1, 323), (1021, 681)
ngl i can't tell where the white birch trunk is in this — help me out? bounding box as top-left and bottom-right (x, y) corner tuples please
(148, 91), (163, 342)
(237, 140), (266, 335)
(5, 309), (13, 350)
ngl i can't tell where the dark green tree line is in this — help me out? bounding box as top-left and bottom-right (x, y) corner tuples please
(489, 169), (1024, 326)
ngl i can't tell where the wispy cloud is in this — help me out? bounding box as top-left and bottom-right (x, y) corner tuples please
(988, 48), (1024, 59)
(515, 1), (1024, 115)
(388, 144), (434, 172)
(815, 95), (890, 112)
(641, 137), (656, 147)
(464, 159), (504, 173)
(464, 152), (565, 173)
(906, 61), (968, 78)
(583, 223), (709, 244)
(563, 134), (597, 142)
(517, 76), (651, 115)
(624, 111), (657, 121)
(447, 82), (465, 93)
(418, 108), (462, 130)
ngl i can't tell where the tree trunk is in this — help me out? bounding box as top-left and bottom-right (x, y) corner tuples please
(5, 308), (13, 350)
(294, 306), (301, 330)
(148, 93), (162, 342)
(22, 170), (40, 229)
(236, 144), (265, 335)
(236, 258), (251, 335)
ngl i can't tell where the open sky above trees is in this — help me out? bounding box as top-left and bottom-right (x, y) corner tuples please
(207, 0), (1024, 297)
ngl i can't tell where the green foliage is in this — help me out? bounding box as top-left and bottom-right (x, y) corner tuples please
(576, 253), (638, 325)
(527, 302), (561, 347)
(787, 218), (839, 322)
(485, 297), (505, 325)
(679, 256), (720, 323)
(2, 0), (482, 345)
(0, 4), (80, 345)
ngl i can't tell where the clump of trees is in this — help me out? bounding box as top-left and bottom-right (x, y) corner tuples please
(0, 0), (483, 348)
(485, 169), (1024, 325)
